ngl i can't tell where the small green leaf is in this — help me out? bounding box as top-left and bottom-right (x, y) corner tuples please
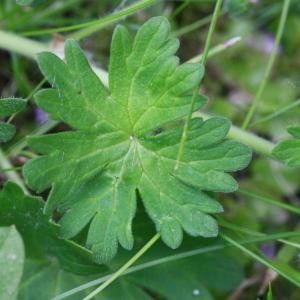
(0, 226), (24, 300)
(224, 0), (249, 15)
(0, 122), (16, 143)
(272, 126), (300, 167)
(0, 98), (26, 117)
(24, 17), (252, 262)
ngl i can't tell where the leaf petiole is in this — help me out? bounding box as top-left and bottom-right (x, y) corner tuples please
(83, 233), (160, 299)
(175, 0), (223, 170)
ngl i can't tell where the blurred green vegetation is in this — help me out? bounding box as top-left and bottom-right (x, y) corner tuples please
(1, 0), (300, 299)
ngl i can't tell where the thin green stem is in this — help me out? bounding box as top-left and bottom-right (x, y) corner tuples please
(20, 0), (159, 40)
(19, 150), (38, 158)
(171, 0), (191, 18)
(7, 119), (59, 158)
(173, 14), (212, 37)
(221, 233), (300, 288)
(175, 0), (223, 170)
(0, 148), (28, 193)
(187, 36), (241, 63)
(52, 230), (300, 300)
(0, 30), (48, 59)
(242, 0), (291, 129)
(200, 0), (223, 66)
(219, 218), (300, 249)
(0, 166), (23, 173)
(250, 99), (300, 128)
(7, 78), (46, 123)
(173, 11), (226, 37)
(11, 0), (83, 30)
(238, 188), (300, 215)
(195, 111), (275, 156)
(25, 78), (47, 102)
(83, 233), (160, 300)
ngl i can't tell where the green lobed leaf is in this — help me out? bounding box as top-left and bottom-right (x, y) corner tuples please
(0, 182), (151, 299)
(0, 122), (16, 143)
(0, 182), (104, 275)
(272, 126), (300, 167)
(0, 98), (26, 117)
(24, 16), (252, 263)
(224, 0), (249, 15)
(0, 226), (24, 300)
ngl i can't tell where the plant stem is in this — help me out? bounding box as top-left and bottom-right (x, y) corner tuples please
(0, 148), (28, 193)
(250, 98), (300, 128)
(7, 119), (59, 158)
(241, 0), (291, 129)
(0, 30), (48, 59)
(173, 11), (226, 37)
(200, 0), (223, 66)
(7, 78), (46, 124)
(20, 0), (159, 39)
(83, 233), (160, 300)
(238, 188), (300, 215)
(172, 14), (212, 37)
(187, 36), (241, 63)
(221, 233), (300, 288)
(219, 218), (300, 249)
(175, 0), (223, 169)
(171, 0), (191, 18)
(195, 111), (275, 156)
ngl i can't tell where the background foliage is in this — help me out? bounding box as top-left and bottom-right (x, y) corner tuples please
(1, 0), (300, 299)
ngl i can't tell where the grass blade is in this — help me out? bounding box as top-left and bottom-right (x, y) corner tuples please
(221, 233), (300, 288)
(238, 189), (300, 215)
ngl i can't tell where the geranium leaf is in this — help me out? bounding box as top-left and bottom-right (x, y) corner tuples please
(0, 182), (105, 275)
(24, 16), (251, 263)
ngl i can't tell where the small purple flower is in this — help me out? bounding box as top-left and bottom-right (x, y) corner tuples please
(247, 33), (280, 55)
(35, 108), (48, 125)
(261, 243), (276, 259)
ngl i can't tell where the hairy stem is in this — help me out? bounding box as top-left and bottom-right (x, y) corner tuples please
(241, 0), (291, 129)
(83, 233), (160, 300)
(195, 111), (275, 156)
(0, 30), (48, 59)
